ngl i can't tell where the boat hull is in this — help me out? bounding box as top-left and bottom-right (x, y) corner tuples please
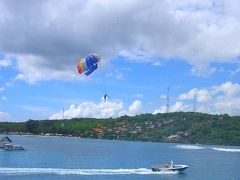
(4, 147), (24, 151)
(152, 165), (188, 172)
(3, 144), (24, 151)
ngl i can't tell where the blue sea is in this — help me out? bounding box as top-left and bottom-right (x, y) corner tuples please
(0, 135), (239, 180)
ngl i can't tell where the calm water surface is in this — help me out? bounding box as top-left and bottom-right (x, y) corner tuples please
(0, 135), (239, 180)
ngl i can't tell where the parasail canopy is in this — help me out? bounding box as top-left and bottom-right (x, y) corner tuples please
(77, 54), (100, 76)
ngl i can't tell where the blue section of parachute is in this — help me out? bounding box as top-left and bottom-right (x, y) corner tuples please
(85, 63), (98, 76)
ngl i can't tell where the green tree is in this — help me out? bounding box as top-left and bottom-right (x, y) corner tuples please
(25, 120), (39, 133)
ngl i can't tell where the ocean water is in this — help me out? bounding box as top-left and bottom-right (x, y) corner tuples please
(0, 135), (239, 180)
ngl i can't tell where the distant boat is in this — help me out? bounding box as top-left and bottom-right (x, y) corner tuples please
(0, 136), (12, 148)
(151, 161), (188, 172)
(3, 144), (24, 151)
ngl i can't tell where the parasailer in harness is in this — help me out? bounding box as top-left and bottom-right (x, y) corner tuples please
(103, 93), (110, 102)
(77, 54), (110, 101)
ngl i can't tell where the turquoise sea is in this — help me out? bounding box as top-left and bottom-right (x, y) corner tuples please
(0, 135), (239, 180)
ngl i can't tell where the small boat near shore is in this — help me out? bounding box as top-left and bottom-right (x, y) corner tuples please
(152, 161), (188, 172)
(3, 144), (25, 151)
(0, 136), (12, 148)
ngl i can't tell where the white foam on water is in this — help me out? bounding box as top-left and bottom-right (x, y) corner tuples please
(211, 148), (240, 152)
(0, 167), (178, 176)
(176, 145), (205, 150)
(176, 145), (240, 153)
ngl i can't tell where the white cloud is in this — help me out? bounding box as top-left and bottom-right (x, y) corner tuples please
(230, 67), (240, 76)
(171, 101), (190, 112)
(15, 55), (80, 83)
(154, 81), (240, 115)
(49, 99), (142, 119)
(0, 0), (239, 82)
(0, 54), (12, 69)
(212, 81), (240, 97)
(178, 89), (195, 100)
(214, 96), (240, 115)
(153, 101), (190, 114)
(160, 94), (167, 100)
(153, 106), (167, 114)
(152, 62), (162, 66)
(127, 100), (142, 116)
(0, 78), (18, 93)
(0, 59), (11, 68)
(0, 112), (11, 121)
(178, 88), (211, 103)
(190, 65), (216, 76)
(119, 50), (154, 63)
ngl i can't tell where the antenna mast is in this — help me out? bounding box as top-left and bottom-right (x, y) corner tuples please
(193, 90), (197, 112)
(61, 107), (65, 128)
(166, 86), (169, 113)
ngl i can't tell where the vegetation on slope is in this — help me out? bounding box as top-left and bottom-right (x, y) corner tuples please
(0, 112), (239, 146)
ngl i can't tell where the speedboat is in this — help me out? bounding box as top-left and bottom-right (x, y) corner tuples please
(3, 144), (24, 151)
(152, 161), (188, 172)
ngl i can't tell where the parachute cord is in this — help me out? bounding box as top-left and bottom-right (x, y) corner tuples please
(85, 75), (105, 94)
(84, 73), (108, 102)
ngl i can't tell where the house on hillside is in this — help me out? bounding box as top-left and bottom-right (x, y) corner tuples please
(0, 136), (12, 148)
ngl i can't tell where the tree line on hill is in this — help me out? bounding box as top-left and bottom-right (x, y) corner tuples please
(0, 112), (239, 146)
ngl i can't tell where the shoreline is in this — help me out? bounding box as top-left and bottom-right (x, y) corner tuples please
(1, 132), (240, 148)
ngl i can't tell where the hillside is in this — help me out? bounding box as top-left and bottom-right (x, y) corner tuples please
(0, 112), (240, 146)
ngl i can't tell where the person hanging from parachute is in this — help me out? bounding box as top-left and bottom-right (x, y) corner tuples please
(103, 93), (110, 102)
(77, 54), (109, 101)
(104, 94), (107, 102)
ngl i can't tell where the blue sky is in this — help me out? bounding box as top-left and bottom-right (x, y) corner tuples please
(0, 0), (240, 121)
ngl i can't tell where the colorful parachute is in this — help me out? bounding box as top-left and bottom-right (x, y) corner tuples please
(77, 54), (100, 76)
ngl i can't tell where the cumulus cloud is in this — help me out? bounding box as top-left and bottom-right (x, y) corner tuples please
(127, 100), (142, 116)
(171, 101), (190, 112)
(15, 55), (80, 83)
(178, 88), (212, 103)
(49, 100), (142, 119)
(0, 0), (239, 82)
(153, 106), (167, 114)
(154, 81), (240, 115)
(0, 54), (12, 69)
(153, 101), (190, 114)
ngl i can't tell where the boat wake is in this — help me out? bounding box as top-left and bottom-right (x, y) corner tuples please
(211, 148), (240, 152)
(176, 145), (205, 150)
(176, 145), (240, 152)
(0, 167), (178, 176)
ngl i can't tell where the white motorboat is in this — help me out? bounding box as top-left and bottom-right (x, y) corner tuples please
(152, 161), (188, 172)
(0, 136), (12, 148)
(3, 144), (24, 151)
